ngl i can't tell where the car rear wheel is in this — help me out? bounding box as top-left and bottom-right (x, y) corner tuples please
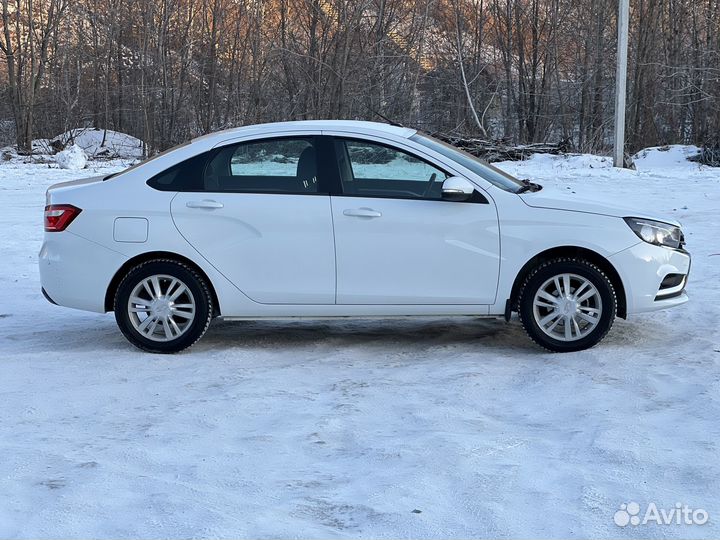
(517, 257), (617, 352)
(114, 260), (212, 353)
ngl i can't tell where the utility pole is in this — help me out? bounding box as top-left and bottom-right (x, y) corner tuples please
(613, 0), (630, 167)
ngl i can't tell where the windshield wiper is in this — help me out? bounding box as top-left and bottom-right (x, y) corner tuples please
(517, 178), (542, 193)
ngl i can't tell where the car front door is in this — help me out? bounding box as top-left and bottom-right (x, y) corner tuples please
(170, 134), (336, 304)
(328, 136), (500, 305)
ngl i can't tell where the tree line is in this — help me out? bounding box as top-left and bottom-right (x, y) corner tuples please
(1, 0), (719, 157)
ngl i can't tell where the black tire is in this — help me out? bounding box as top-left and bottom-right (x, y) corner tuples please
(114, 259), (213, 353)
(517, 257), (617, 352)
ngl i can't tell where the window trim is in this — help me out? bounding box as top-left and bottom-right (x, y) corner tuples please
(326, 136), (487, 203)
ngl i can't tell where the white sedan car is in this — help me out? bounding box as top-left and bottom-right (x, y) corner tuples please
(40, 120), (690, 353)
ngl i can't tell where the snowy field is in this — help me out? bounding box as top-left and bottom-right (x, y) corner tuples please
(0, 147), (719, 538)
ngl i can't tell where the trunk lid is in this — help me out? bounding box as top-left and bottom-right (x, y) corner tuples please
(45, 175), (105, 204)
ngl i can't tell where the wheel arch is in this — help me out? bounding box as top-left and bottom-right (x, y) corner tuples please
(508, 246), (627, 319)
(104, 251), (221, 316)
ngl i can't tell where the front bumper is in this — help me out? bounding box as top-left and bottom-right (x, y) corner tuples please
(609, 242), (691, 315)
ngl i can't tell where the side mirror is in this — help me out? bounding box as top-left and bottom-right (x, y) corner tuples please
(441, 176), (475, 202)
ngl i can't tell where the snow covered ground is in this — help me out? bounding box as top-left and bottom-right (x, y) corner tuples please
(0, 148), (719, 538)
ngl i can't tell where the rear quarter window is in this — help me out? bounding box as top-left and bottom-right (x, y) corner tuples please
(147, 152), (210, 191)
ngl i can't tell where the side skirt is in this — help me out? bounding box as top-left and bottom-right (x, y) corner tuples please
(220, 314), (507, 322)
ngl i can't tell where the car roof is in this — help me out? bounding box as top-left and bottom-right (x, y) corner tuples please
(192, 120), (417, 145)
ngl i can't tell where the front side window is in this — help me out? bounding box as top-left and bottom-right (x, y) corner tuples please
(335, 139), (449, 200)
(410, 133), (524, 193)
(204, 137), (319, 193)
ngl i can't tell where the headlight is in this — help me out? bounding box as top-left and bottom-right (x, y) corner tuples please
(624, 217), (684, 249)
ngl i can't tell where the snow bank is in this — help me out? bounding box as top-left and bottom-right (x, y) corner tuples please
(29, 128), (143, 161)
(50, 128), (143, 159)
(523, 152), (612, 170)
(497, 145), (704, 179)
(55, 144), (87, 170)
(496, 152), (615, 180)
(632, 144), (701, 171)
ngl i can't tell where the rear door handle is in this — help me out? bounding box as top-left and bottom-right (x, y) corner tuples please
(343, 208), (382, 218)
(186, 200), (224, 209)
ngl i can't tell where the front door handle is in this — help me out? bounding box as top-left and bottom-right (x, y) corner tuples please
(186, 200), (224, 209)
(343, 208), (382, 218)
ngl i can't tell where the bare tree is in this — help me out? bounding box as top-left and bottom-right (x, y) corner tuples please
(1, 0), (719, 155)
(1, 0), (67, 152)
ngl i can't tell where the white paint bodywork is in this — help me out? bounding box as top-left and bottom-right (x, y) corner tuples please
(330, 195), (500, 305)
(39, 120), (690, 319)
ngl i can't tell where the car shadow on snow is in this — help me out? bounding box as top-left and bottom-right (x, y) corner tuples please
(178, 314), (684, 357)
(197, 316), (536, 352)
(6, 311), (540, 355)
(11, 309), (674, 356)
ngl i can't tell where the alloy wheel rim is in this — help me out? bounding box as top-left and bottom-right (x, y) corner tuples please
(127, 274), (196, 342)
(532, 273), (602, 342)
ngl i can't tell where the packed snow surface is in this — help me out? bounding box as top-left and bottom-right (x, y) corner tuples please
(0, 149), (719, 538)
(55, 144), (87, 170)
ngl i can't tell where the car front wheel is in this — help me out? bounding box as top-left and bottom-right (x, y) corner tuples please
(517, 257), (617, 352)
(114, 259), (213, 353)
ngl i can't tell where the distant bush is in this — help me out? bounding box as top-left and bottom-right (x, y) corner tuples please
(0, 120), (14, 148)
(689, 145), (720, 167)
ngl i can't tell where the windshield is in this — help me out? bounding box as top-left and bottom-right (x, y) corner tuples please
(104, 140), (191, 180)
(410, 133), (525, 193)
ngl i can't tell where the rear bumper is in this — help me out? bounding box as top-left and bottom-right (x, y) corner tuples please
(609, 242), (691, 315)
(39, 231), (128, 313)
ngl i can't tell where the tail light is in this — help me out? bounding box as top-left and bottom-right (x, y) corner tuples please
(44, 204), (82, 232)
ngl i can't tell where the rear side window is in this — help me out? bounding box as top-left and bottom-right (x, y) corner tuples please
(204, 137), (319, 193)
(147, 152), (208, 191)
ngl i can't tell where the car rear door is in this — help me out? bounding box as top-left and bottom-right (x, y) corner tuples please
(170, 133), (336, 304)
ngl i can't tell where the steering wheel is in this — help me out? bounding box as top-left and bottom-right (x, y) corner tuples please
(422, 173), (438, 198)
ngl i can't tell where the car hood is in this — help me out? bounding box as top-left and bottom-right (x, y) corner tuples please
(518, 188), (681, 226)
